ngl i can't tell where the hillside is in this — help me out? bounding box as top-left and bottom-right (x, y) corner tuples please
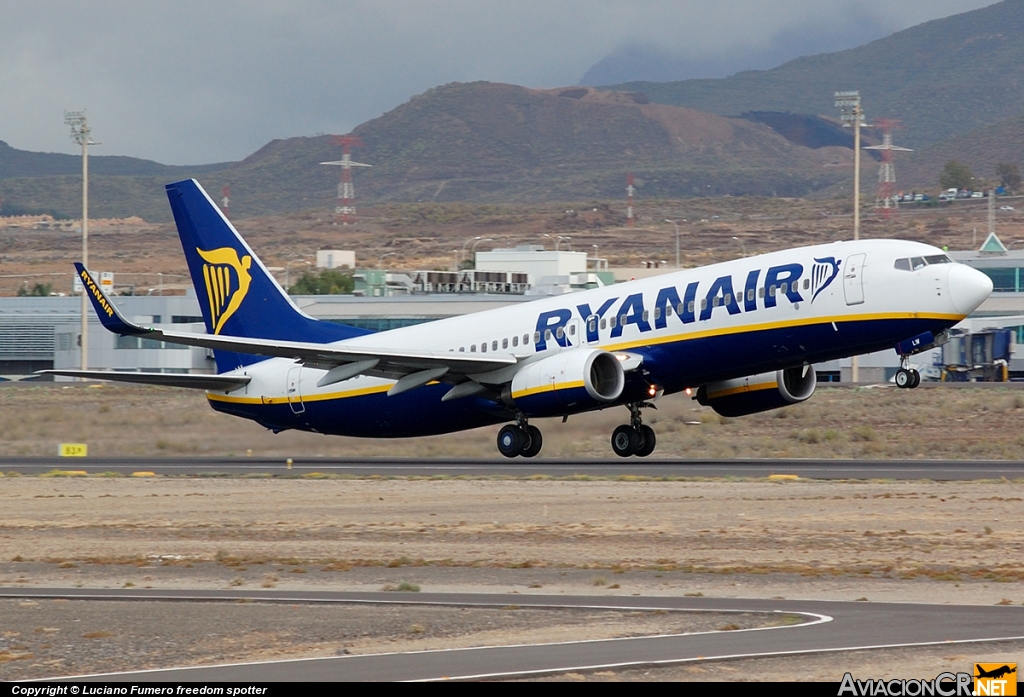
(603, 0), (1024, 151)
(1, 83), (855, 221)
(900, 110), (1024, 189)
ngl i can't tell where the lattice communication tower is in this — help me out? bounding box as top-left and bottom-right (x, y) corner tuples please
(320, 135), (371, 225)
(864, 119), (912, 218)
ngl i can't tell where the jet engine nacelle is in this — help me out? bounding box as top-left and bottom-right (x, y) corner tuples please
(696, 365), (816, 417)
(507, 348), (625, 417)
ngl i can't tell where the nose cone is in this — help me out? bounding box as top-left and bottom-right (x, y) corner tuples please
(948, 263), (993, 315)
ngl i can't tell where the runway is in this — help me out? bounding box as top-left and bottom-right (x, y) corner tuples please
(3, 588), (1023, 681)
(5, 456), (1024, 480)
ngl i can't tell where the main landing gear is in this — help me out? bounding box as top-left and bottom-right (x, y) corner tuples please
(895, 357), (921, 389)
(611, 402), (656, 458)
(496, 418), (543, 458)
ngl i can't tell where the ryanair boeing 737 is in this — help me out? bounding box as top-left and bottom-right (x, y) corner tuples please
(50, 179), (993, 458)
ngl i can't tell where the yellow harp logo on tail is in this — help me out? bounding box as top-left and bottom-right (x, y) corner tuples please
(197, 247), (252, 334)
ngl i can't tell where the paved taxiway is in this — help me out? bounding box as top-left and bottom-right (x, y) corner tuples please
(5, 456), (1024, 480)
(2, 589), (1022, 681)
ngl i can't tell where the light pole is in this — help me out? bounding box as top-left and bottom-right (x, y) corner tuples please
(556, 235), (572, 251)
(835, 90), (868, 384)
(732, 236), (747, 257)
(468, 237), (492, 268)
(461, 236), (484, 262)
(665, 219), (683, 268)
(65, 110), (98, 371)
(285, 259), (312, 293)
(378, 252), (396, 270)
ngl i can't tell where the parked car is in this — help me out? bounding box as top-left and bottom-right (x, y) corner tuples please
(1000, 205), (1015, 211)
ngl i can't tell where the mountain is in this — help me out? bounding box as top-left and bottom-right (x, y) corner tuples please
(1, 83), (856, 220)
(899, 109), (1024, 189)
(601, 0), (1024, 151)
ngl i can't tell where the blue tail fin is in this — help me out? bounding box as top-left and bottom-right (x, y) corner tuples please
(165, 179), (370, 371)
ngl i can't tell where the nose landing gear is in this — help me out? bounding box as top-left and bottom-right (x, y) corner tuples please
(611, 402), (657, 457)
(895, 357), (921, 389)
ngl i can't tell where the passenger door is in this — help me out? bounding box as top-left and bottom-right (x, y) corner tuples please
(843, 253), (866, 306)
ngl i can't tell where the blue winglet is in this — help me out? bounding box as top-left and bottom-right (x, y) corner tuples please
(74, 263), (146, 336)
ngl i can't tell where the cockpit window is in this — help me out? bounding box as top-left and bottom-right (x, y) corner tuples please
(894, 254), (952, 271)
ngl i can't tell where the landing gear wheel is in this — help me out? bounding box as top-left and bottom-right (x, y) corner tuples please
(909, 369), (921, 389)
(612, 424), (638, 457)
(497, 425), (524, 458)
(520, 425), (543, 458)
(895, 368), (911, 389)
(635, 424), (656, 457)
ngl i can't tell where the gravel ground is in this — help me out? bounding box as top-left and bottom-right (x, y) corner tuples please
(1, 475), (1022, 681)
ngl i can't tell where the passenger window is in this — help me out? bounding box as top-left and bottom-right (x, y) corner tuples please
(545, 329), (553, 341)
(619, 315), (627, 326)
(600, 318), (607, 330)
(642, 310), (649, 322)
(492, 340), (498, 351)
(781, 282), (788, 294)
(747, 289), (755, 302)
(723, 294), (731, 305)
(894, 258), (912, 271)
(533, 332), (540, 344)
(556, 327), (564, 340)
(712, 296), (720, 307)
(700, 299), (707, 310)
(677, 303), (685, 315)
(481, 342), (487, 353)
(803, 279), (810, 290)
(609, 316), (617, 329)
(502, 338), (508, 349)
(512, 335), (519, 347)
(666, 305), (673, 317)
(687, 301), (695, 314)
(471, 345), (476, 352)
(759, 287), (765, 298)
(769, 286), (777, 297)
(568, 324), (575, 336)
(654, 307), (662, 320)
(459, 347), (464, 352)
(588, 320), (596, 333)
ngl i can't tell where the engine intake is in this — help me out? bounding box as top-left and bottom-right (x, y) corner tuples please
(508, 348), (625, 417)
(697, 365), (816, 417)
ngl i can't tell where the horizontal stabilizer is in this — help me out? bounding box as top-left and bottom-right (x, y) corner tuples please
(38, 370), (251, 391)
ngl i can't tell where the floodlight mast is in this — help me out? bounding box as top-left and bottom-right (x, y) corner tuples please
(834, 91), (869, 241)
(64, 110), (99, 371)
(834, 91), (868, 385)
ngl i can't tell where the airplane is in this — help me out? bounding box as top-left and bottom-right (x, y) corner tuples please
(48, 179), (993, 458)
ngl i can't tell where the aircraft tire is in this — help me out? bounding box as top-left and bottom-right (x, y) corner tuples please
(895, 368), (911, 388)
(635, 425), (656, 457)
(909, 369), (921, 388)
(497, 425), (524, 458)
(611, 424), (638, 457)
(520, 425), (543, 458)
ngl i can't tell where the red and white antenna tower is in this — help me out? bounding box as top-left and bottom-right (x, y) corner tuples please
(864, 119), (912, 218)
(320, 135), (372, 225)
(626, 173), (635, 227)
(220, 185), (230, 217)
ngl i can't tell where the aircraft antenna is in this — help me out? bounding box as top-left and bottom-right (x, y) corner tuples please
(864, 119), (912, 218)
(321, 135), (371, 225)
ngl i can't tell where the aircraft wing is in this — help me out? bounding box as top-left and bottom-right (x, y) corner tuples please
(74, 264), (516, 387)
(39, 370), (251, 391)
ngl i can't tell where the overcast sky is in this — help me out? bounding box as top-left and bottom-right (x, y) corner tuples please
(0, 0), (998, 165)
